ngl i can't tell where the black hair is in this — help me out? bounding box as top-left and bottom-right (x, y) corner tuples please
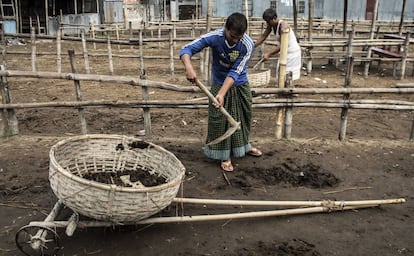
(262, 8), (278, 22)
(225, 12), (248, 36)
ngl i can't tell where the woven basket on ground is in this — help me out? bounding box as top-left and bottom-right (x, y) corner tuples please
(49, 134), (186, 224)
(248, 68), (271, 87)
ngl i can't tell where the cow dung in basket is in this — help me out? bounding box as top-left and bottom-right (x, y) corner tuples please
(49, 134), (186, 224)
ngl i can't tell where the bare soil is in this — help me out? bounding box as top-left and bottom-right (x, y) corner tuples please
(0, 39), (413, 256)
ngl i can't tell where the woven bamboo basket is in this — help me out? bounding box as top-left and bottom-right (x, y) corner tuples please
(49, 134), (185, 224)
(248, 68), (271, 87)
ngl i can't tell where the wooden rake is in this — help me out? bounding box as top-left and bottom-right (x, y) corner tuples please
(194, 79), (240, 145)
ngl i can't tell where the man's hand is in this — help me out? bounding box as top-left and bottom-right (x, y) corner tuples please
(214, 94), (224, 108)
(263, 52), (271, 61)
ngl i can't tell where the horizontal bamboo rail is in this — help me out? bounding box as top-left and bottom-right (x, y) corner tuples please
(1, 70), (414, 96)
(1, 98), (413, 111)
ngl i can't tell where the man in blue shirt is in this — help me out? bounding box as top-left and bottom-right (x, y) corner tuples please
(180, 12), (262, 172)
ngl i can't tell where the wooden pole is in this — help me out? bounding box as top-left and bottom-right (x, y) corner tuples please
(172, 197), (406, 207)
(68, 49), (88, 135)
(31, 27), (36, 72)
(398, 0), (407, 36)
(56, 27), (62, 73)
(338, 28), (355, 141)
(81, 29), (90, 74)
(90, 23), (96, 50)
(204, 0), (212, 82)
(307, 0), (313, 73)
(343, 0), (348, 37)
(284, 72), (293, 139)
(364, 0), (379, 78)
(0, 65), (18, 136)
(399, 32), (410, 80)
(169, 28), (174, 76)
(157, 22), (161, 49)
(140, 29), (151, 136)
(275, 28), (289, 139)
(293, 0), (298, 34)
(107, 33), (114, 75)
(308, 0), (313, 41)
(244, 0), (248, 20)
(116, 24), (120, 50)
(45, 0), (48, 34)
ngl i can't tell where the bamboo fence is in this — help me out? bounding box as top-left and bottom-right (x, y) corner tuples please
(1, 68), (414, 141)
(0, 20), (413, 141)
(2, 19), (414, 79)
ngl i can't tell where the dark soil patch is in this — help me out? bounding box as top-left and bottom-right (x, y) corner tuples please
(82, 168), (167, 187)
(232, 239), (321, 256)
(218, 158), (339, 193)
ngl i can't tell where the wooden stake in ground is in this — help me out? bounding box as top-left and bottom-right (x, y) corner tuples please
(68, 49), (88, 135)
(275, 28), (289, 139)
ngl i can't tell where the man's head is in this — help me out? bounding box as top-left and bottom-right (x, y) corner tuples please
(224, 12), (247, 45)
(262, 8), (278, 25)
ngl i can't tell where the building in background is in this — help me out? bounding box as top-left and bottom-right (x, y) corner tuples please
(0, 0), (413, 35)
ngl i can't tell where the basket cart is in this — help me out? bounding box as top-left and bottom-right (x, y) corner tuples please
(15, 134), (406, 256)
(15, 134), (185, 256)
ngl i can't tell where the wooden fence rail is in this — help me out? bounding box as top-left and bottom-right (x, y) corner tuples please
(1, 69), (413, 140)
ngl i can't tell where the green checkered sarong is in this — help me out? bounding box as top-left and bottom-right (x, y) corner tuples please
(203, 83), (253, 160)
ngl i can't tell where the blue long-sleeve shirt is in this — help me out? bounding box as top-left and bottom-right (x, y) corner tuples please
(180, 28), (254, 86)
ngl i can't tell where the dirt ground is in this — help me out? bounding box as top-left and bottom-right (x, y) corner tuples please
(0, 39), (413, 256)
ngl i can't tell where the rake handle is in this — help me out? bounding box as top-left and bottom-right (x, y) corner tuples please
(194, 79), (239, 127)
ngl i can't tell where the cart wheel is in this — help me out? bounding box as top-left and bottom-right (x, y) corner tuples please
(15, 224), (60, 256)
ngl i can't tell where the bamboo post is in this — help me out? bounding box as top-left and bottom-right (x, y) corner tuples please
(204, 0), (212, 82)
(173, 23), (177, 49)
(398, 0), (407, 36)
(116, 24), (120, 50)
(343, 0), (348, 37)
(169, 28), (174, 76)
(56, 27), (62, 73)
(107, 33), (114, 75)
(30, 27), (36, 72)
(81, 29), (90, 74)
(329, 24), (336, 66)
(259, 23), (265, 70)
(364, 0), (378, 78)
(139, 29), (144, 73)
(0, 65), (18, 136)
(129, 21), (133, 50)
(338, 28), (355, 141)
(68, 49), (88, 135)
(399, 32), (410, 80)
(191, 21), (195, 38)
(308, 0), (313, 41)
(139, 29), (151, 136)
(90, 23), (96, 50)
(1, 47), (5, 67)
(283, 72), (293, 139)
(293, 0), (298, 33)
(158, 21), (161, 49)
(275, 28), (289, 139)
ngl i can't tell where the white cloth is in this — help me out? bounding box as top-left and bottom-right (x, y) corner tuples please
(274, 20), (302, 81)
